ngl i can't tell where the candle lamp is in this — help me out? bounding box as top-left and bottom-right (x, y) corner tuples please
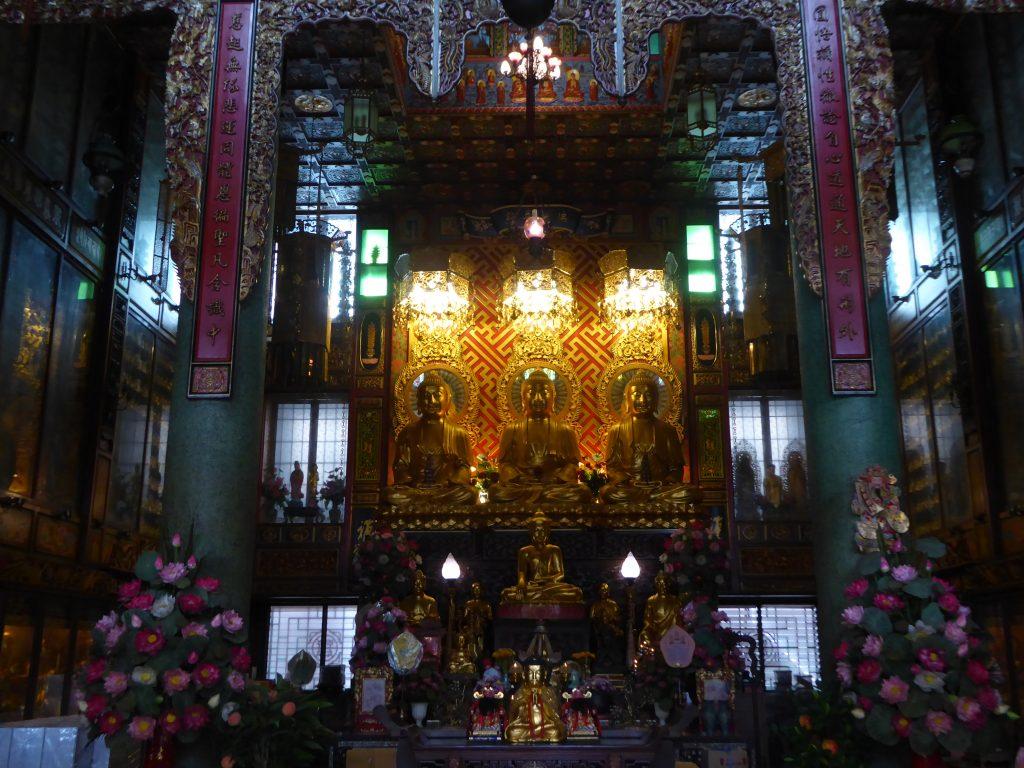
(441, 553), (461, 662)
(620, 551), (641, 669)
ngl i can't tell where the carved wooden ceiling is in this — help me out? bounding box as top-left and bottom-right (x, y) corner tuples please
(278, 17), (780, 209)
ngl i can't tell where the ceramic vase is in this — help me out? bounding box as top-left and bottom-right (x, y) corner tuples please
(411, 701), (429, 727)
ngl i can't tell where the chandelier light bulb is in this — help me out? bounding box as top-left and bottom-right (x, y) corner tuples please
(442, 552), (461, 581)
(620, 551), (641, 580)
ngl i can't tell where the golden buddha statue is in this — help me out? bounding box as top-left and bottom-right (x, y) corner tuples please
(399, 570), (441, 626)
(386, 373), (478, 506)
(500, 514), (584, 606)
(589, 583), (623, 636)
(447, 629), (477, 676)
(462, 582), (493, 661)
(504, 659), (566, 744)
(638, 572), (683, 657)
(600, 372), (696, 505)
(490, 370), (591, 504)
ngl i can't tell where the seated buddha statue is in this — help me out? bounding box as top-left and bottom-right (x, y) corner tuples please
(399, 569), (441, 627)
(500, 514), (583, 606)
(447, 629), (477, 676)
(638, 572), (683, 657)
(490, 370), (591, 504)
(504, 658), (566, 743)
(600, 372), (697, 505)
(386, 373), (478, 507)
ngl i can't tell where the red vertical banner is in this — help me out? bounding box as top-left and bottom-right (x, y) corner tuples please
(801, 0), (875, 394)
(188, 1), (256, 398)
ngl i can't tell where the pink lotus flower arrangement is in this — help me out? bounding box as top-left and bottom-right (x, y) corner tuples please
(75, 532), (249, 749)
(349, 597), (407, 671)
(261, 468), (288, 509)
(679, 596), (747, 673)
(836, 529), (1016, 758)
(350, 521), (422, 600)
(659, 517), (729, 599)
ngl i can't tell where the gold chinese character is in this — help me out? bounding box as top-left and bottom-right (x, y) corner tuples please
(821, 110), (840, 125)
(827, 170), (843, 187)
(212, 252), (228, 268)
(221, 120), (237, 135)
(216, 185), (230, 202)
(833, 244), (851, 259)
(814, 4), (828, 22)
(206, 300), (225, 316)
(834, 267), (852, 286)
(207, 324), (221, 343)
(818, 69), (835, 84)
(830, 193), (848, 212)
(226, 36), (243, 52)
(838, 322), (858, 340)
(214, 209), (229, 223)
(230, 12), (243, 31)
(816, 46), (832, 62)
(826, 153), (843, 165)
(217, 161), (234, 179)
(223, 79), (239, 94)
(820, 88), (837, 104)
(814, 27), (833, 42)
(838, 295), (854, 314)
(832, 218), (850, 235)
(225, 56), (241, 73)
(223, 98), (238, 114)
(824, 130), (838, 148)
(214, 229), (229, 246)
(220, 140), (234, 156)
(208, 274), (225, 292)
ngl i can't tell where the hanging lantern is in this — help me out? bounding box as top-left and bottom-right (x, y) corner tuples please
(523, 208), (546, 240)
(501, 248), (575, 335)
(937, 114), (982, 178)
(342, 88), (379, 154)
(394, 248), (473, 336)
(599, 246), (678, 333)
(685, 69), (718, 151)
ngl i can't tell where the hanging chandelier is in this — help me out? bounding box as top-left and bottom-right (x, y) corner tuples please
(685, 66), (718, 151)
(599, 247), (679, 332)
(501, 248), (575, 335)
(394, 249), (473, 336)
(500, 35), (562, 82)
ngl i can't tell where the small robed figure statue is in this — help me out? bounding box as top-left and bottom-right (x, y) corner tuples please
(386, 372), (478, 506)
(504, 658), (566, 743)
(589, 582), (623, 669)
(638, 572), (683, 658)
(462, 582), (493, 661)
(289, 461), (304, 504)
(499, 514), (583, 606)
(600, 371), (696, 505)
(399, 570), (441, 627)
(490, 370), (590, 504)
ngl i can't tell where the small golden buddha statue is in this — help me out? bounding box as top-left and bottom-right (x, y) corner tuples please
(763, 462), (784, 509)
(600, 372), (696, 505)
(386, 373), (478, 506)
(500, 514), (583, 606)
(399, 570), (441, 626)
(504, 659), (566, 743)
(462, 582), (493, 661)
(490, 370), (591, 504)
(447, 629), (477, 676)
(638, 572), (683, 657)
(589, 583), (623, 637)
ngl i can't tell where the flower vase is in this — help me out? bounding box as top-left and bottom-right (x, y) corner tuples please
(911, 755), (946, 768)
(142, 726), (175, 768)
(328, 499), (342, 524)
(411, 701), (429, 727)
(654, 702), (671, 726)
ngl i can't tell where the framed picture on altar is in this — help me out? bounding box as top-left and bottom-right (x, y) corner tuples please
(354, 666), (394, 734)
(696, 668), (735, 707)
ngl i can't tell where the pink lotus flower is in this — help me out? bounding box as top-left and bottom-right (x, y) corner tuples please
(967, 660), (990, 685)
(127, 716), (156, 741)
(187, 555), (197, 570)
(836, 662), (853, 686)
(844, 579), (869, 599)
(104, 624), (126, 650)
(177, 594), (206, 615)
(956, 697), (982, 723)
(192, 662), (220, 688)
(212, 609), (244, 633)
(135, 628), (166, 656)
(873, 593), (905, 613)
(196, 576), (220, 592)
(181, 622), (208, 638)
(84, 659), (106, 683)
(84, 694), (107, 721)
(833, 641), (849, 661)
(856, 659), (882, 684)
(128, 593), (154, 611)
(841, 606), (864, 625)
(183, 704), (210, 731)
(977, 687), (1002, 712)
(118, 580), (142, 604)
(925, 710), (953, 737)
(96, 612), (118, 634)
(938, 593), (960, 614)
(861, 635), (883, 657)
(892, 565), (918, 583)
(160, 710), (182, 735)
(879, 676), (910, 705)
(917, 648), (946, 672)
(171, 532), (182, 547)
(162, 668), (190, 694)
(131, 614), (143, 629)
(159, 562), (187, 584)
(99, 710), (124, 735)
(945, 622), (967, 645)
(103, 671), (129, 696)
(187, 651), (200, 665)
(892, 713), (912, 738)
(932, 577), (953, 594)
(230, 646), (251, 672)
(227, 670), (246, 692)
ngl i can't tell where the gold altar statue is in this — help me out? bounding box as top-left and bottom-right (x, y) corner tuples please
(504, 659), (566, 743)
(638, 572), (683, 657)
(386, 373), (478, 506)
(462, 582), (493, 660)
(490, 370), (591, 504)
(500, 514), (583, 606)
(600, 372), (695, 505)
(589, 583), (623, 636)
(399, 570), (441, 626)
(447, 629), (478, 676)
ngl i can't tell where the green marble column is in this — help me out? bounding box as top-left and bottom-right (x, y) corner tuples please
(792, 268), (902, 663)
(162, 265), (269, 618)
